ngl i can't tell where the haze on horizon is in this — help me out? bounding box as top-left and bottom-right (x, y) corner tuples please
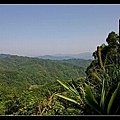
(0, 4), (120, 57)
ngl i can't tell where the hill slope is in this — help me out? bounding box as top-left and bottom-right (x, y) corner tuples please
(0, 55), (92, 89)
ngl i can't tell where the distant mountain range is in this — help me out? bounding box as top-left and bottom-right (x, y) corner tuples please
(37, 52), (93, 60)
(0, 53), (12, 58)
(0, 52), (93, 60)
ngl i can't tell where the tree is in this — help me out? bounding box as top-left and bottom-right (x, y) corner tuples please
(56, 31), (120, 115)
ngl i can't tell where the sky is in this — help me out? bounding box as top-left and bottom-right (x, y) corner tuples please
(0, 4), (120, 57)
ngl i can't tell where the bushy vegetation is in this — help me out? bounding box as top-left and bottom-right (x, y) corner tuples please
(0, 56), (90, 115)
(56, 31), (120, 115)
(0, 56), (91, 89)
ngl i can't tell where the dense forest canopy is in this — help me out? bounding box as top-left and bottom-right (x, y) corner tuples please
(0, 55), (91, 89)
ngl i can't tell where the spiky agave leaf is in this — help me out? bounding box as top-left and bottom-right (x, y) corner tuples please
(84, 83), (105, 114)
(57, 80), (83, 103)
(107, 82), (120, 114)
(100, 78), (107, 110)
(55, 94), (80, 105)
(84, 83), (98, 104)
(57, 80), (70, 91)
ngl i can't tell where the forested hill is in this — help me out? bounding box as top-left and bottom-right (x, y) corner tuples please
(0, 55), (92, 89)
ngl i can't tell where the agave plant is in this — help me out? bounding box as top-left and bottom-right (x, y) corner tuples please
(55, 70), (120, 115)
(55, 79), (85, 110)
(84, 80), (120, 114)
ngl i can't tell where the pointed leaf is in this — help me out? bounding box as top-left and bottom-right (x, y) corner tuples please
(55, 94), (80, 105)
(57, 80), (69, 90)
(57, 80), (83, 104)
(84, 83), (98, 104)
(85, 96), (104, 114)
(107, 82), (120, 114)
(72, 79), (78, 89)
(100, 78), (106, 109)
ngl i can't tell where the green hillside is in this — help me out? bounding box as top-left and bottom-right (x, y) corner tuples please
(0, 55), (91, 89)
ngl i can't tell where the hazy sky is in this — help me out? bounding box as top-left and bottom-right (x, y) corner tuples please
(0, 4), (120, 57)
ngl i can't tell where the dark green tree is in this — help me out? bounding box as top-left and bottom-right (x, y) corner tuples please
(85, 31), (120, 114)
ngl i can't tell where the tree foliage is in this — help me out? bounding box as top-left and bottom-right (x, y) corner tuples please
(56, 31), (120, 115)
